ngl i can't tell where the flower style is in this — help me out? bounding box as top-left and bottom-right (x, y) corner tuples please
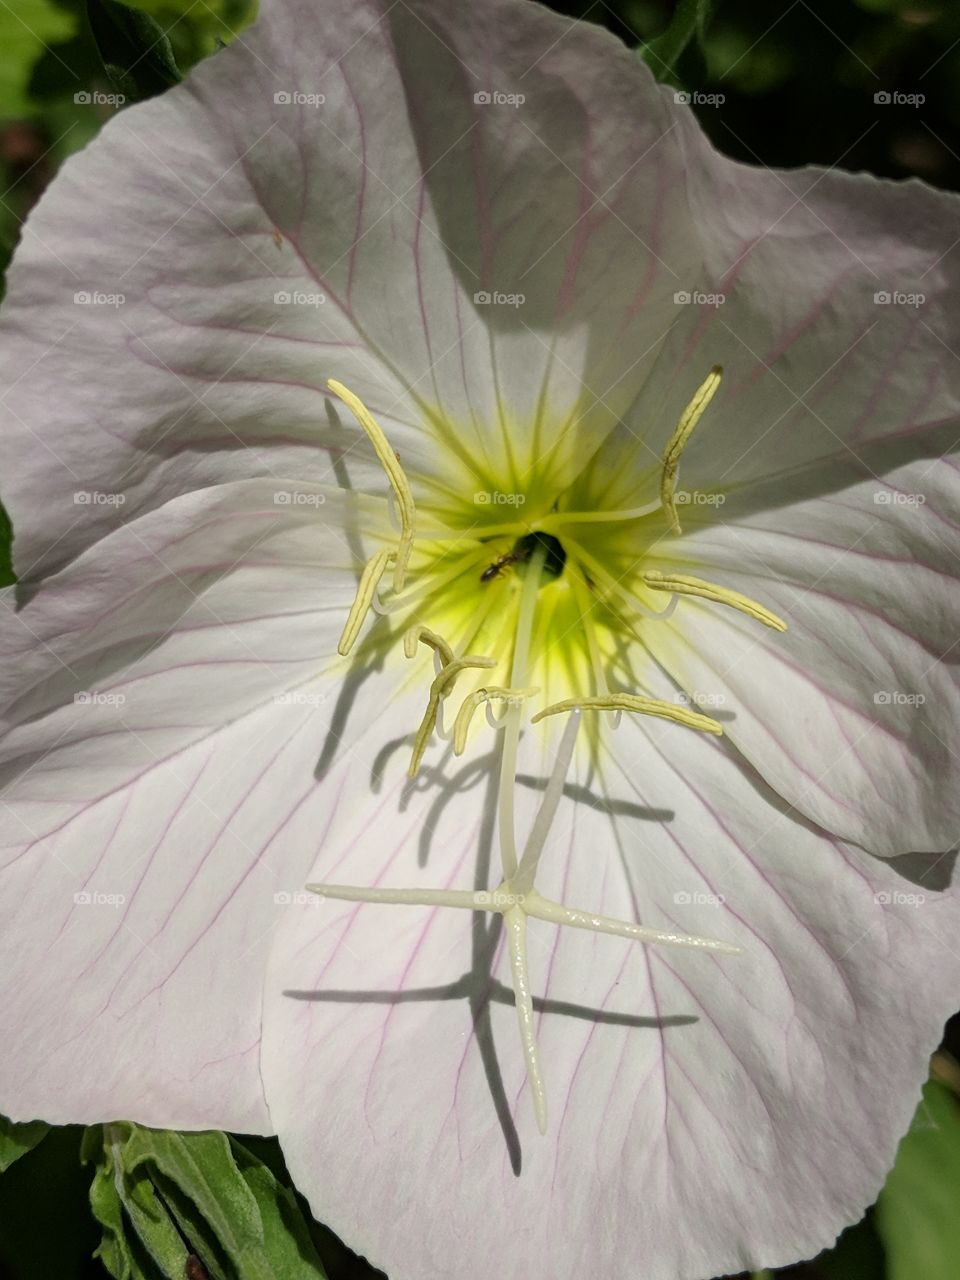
(2, 1), (960, 1278)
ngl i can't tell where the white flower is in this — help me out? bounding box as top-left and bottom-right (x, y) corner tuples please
(1, 1), (959, 1278)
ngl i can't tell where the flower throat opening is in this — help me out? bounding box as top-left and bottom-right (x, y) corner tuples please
(481, 531), (567, 583)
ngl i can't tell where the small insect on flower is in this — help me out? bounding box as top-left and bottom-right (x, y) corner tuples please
(480, 549), (524, 581)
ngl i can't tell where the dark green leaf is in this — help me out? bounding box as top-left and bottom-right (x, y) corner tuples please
(0, 503), (16, 587)
(84, 1123), (328, 1279)
(84, 1124), (190, 1280)
(641, 0), (717, 81)
(0, 1114), (48, 1172)
(85, 0), (181, 104)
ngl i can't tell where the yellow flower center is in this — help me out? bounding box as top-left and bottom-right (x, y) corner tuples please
(327, 369), (784, 777)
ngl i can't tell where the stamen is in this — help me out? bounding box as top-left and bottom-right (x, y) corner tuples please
(373, 546), (489, 617)
(643, 570), (787, 632)
(338, 548), (394, 656)
(404, 624), (455, 666)
(660, 366), (722, 535)
(531, 694), (722, 736)
(562, 536), (678, 620)
(452, 686), (540, 756)
(540, 498), (662, 529)
(405, 626), (496, 776)
(327, 378), (417, 591)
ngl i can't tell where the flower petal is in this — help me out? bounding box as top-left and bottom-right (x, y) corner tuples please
(641, 455), (960, 857)
(578, 99), (960, 514)
(2, 0), (696, 576)
(261, 713), (960, 1280)
(0, 479), (386, 1129)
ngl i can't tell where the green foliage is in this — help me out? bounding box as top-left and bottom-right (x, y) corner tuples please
(85, 0), (181, 103)
(877, 1079), (960, 1280)
(641, 0), (716, 80)
(0, 0), (77, 118)
(83, 1122), (329, 1279)
(0, 1114), (49, 1171)
(0, 503), (15, 585)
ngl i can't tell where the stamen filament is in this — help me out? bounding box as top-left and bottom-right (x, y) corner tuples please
(327, 378), (417, 590)
(453, 686), (540, 756)
(660, 365), (723, 535)
(643, 570), (787, 631)
(532, 694), (722, 736)
(569, 567), (610, 699)
(338, 548), (394, 656)
(541, 499), (662, 529)
(373, 547), (489, 617)
(563, 536), (677, 620)
(404, 624), (455, 665)
(409, 654), (497, 777)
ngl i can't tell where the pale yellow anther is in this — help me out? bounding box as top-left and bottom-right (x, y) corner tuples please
(643, 570), (787, 632)
(531, 693), (722, 736)
(660, 365), (723, 535)
(337, 547), (395, 657)
(452, 686), (540, 756)
(403, 624), (455, 665)
(327, 378), (416, 590)
(409, 655), (497, 777)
